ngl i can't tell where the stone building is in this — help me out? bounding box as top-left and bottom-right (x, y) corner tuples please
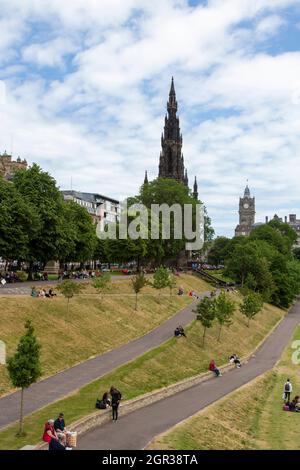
(0, 151), (27, 180)
(235, 185), (256, 237)
(265, 214), (300, 247)
(62, 190), (119, 229)
(144, 78), (198, 199)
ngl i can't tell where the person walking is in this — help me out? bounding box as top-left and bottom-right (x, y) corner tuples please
(110, 386), (122, 421)
(283, 379), (292, 403)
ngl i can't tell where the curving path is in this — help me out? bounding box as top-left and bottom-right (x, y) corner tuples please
(0, 292), (209, 430)
(77, 299), (300, 450)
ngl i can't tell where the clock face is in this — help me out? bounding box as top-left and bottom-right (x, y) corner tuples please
(243, 203), (249, 209)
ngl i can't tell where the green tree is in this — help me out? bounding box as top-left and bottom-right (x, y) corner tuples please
(92, 273), (112, 299)
(207, 237), (231, 266)
(152, 266), (170, 298)
(168, 273), (177, 297)
(13, 164), (65, 279)
(137, 178), (214, 265)
(56, 280), (85, 314)
(244, 273), (257, 292)
(195, 297), (216, 346)
(240, 293), (263, 327)
(7, 320), (42, 436)
(214, 291), (236, 341)
(293, 247), (300, 261)
(226, 243), (261, 287)
(131, 272), (148, 310)
(0, 178), (39, 263)
(250, 223), (292, 255)
(59, 201), (97, 263)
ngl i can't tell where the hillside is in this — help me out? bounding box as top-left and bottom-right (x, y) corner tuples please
(0, 274), (209, 396)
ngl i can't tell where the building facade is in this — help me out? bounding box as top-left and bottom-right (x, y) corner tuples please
(265, 214), (300, 247)
(0, 151), (27, 180)
(62, 190), (119, 229)
(235, 185), (256, 237)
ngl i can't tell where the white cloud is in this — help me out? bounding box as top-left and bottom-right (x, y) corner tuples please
(0, 0), (300, 237)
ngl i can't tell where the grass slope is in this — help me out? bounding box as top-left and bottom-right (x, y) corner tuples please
(149, 320), (300, 450)
(0, 274), (209, 396)
(0, 293), (284, 449)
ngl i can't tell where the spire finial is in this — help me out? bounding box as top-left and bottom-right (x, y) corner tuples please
(244, 181), (250, 197)
(193, 176), (198, 200)
(144, 170), (148, 185)
(169, 76), (175, 97)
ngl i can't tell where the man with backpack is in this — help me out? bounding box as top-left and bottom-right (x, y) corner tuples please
(283, 379), (292, 403)
(110, 386), (122, 421)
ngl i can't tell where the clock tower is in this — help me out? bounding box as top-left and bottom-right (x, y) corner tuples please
(235, 185), (255, 237)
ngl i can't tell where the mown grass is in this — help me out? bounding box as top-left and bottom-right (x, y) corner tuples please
(0, 294), (284, 450)
(0, 274), (210, 396)
(149, 323), (300, 450)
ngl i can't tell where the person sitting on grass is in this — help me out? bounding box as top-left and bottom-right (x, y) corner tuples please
(229, 354), (241, 368)
(289, 396), (300, 412)
(177, 286), (184, 296)
(102, 391), (111, 407)
(174, 325), (186, 338)
(49, 288), (57, 297)
(209, 359), (222, 377)
(31, 286), (38, 298)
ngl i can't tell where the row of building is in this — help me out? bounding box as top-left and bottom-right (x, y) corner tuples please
(0, 152), (120, 230)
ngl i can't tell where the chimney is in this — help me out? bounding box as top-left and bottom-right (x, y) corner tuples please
(265, 216), (269, 223)
(285, 216), (287, 223)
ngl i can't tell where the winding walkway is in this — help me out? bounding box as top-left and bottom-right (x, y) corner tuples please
(77, 299), (300, 450)
(0, 293), (208, 430)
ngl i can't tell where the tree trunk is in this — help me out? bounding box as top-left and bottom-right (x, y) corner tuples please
(135, 293), (138, 311)
(18, 388), (24, 435)
(218, 324), (222, 342)
(27, 261), (34, 281)
(202, 327), (206, 347)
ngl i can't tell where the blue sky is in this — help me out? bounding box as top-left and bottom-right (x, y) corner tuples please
(0, 0), (300, 237)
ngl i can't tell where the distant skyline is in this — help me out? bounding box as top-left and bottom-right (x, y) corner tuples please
(0, 0), (300, 237)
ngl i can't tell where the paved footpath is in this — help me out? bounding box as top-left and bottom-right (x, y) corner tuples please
(0, 293), (208, 430)
(77, 299), (300, 450)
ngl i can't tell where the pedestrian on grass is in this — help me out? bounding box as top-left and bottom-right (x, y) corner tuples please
(283, 379), (292, 403)
(110, 386), (122, 421)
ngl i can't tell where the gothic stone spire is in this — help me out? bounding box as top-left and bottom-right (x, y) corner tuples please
(144, 170), (148, 185)
(158, 78), (186, 184)
(193, 176), (198, 200)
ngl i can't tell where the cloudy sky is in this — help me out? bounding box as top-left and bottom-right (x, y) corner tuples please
(0, 0), (300, 237)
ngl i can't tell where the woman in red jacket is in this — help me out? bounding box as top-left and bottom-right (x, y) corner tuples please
(42, 419), (58, 446)
(209, 359), (222, 377)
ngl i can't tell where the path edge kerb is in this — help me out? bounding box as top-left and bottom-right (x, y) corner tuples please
(33, 309), (286, 451)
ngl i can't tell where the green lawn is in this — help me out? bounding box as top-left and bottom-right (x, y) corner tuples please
(0, 294), (284, 450)
(0, 274), (209, 396)
(203, 270), (235, 284)
(149, 323), (300, 450)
